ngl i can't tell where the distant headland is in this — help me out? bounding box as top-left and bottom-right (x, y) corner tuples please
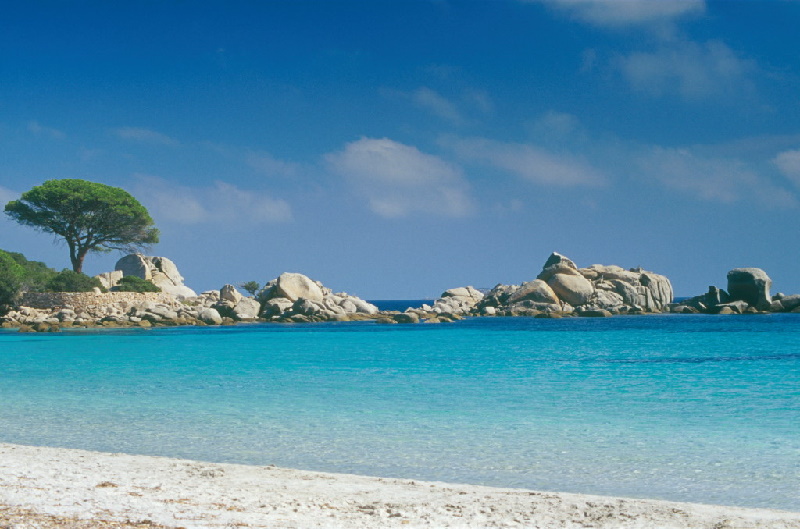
(2, 250), (797, 332)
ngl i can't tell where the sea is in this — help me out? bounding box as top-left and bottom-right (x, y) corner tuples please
(1, 309), (798, 512)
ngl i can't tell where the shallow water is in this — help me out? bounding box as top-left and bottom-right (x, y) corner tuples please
(1, 314), (798, 510)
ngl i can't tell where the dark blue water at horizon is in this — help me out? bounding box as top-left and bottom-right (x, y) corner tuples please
(368, 299), (433, 311)
(1, 314), (798, 511)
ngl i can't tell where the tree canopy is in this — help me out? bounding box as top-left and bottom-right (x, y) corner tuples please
(4, 179), (159, 273)
(0, 250), (26, 311)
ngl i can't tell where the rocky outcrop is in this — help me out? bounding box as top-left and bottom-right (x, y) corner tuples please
(474, 252), (673, 317)
(579, 264), (673, 313)
(428, 286), (484, 315)
(107, 254), (197, 299)
(674, 267), (795, 315)
(256, 273), (378, 322)
(727, 268), (771, 311)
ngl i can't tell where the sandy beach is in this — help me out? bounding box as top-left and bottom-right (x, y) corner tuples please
(1, 443), (798, 528)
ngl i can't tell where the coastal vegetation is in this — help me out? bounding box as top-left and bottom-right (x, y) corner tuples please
(239, 281), (261, 296)
(114, 275), (161, 293)
(44, 270), (105, 293)
(4, 179), (159, 273)
(0, 250), (25, 311)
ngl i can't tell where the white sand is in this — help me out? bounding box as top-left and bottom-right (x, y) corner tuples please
(1, 443), (798, 529)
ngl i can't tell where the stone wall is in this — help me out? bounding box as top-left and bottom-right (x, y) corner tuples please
(21, 292), (178, 311)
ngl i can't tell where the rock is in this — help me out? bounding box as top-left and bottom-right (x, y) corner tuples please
(780, 295), (800, 312)
(350, 298), (379, 315)
(95, 270), (123, 290)
(198, 307), (223, 325)
(727, 268), (771, 311)
(233, 297), (260, 320)
(431, 285), (484, 315)
(594, 290), (624, 310)
(276, 273), (324, 302)
(442, 286), (484, 303)
(537, 252), (581, 282)
(148, 305), (178, 321)
(508, 280), (559, 305)
(716, 300), (749, 314)
(393, 312), (420, 324)
(150, 257), (183, 286)
(261, 297), (295, 318)
(547, 273), (594, 306)
(717, 306), (736, 315)
(115, 254), (152, 280)
(114, 254), (196, 298)
(220, 284), (243, 304)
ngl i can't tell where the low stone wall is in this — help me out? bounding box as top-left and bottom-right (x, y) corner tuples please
(21, 292), (177, 311)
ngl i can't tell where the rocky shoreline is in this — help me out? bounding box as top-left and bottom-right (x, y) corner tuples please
(2, 251), (798, 332)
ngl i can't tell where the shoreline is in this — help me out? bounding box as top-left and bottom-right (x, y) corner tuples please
(2, 443), (798, 528)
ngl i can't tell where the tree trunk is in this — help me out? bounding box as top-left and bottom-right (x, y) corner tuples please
(69, 244), (88, 274)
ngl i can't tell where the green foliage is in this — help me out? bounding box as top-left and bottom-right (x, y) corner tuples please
(240, 281), (261, 296)
(114, 275), (161, 293)
(6, 251), (57, 292)
(0, 250), (26, 311)
(45, 270), (105, 293)
(4, 179), (159, 273)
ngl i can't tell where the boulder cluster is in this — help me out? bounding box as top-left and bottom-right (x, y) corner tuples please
(257, 272), (378, 322)
(1, 282), (265, 331)
(416, 252), (673, 319)
(672, 268), (800, 315)
(97, 254), (197, 298)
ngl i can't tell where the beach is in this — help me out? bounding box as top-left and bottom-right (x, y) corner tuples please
(2, 443), (799, 529)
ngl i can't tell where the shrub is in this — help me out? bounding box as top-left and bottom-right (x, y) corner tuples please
(46, 270), (105, 293)
(0, 250), (26, 312)
(114, 275), (161, 293)
(240, 281), (261, 296)
(7, 251), (56, 292)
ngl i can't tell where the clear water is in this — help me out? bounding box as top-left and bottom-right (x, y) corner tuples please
(1, 314), (798, 511)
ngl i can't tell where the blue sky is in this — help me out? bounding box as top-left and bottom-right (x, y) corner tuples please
(2, 0), (800, 298)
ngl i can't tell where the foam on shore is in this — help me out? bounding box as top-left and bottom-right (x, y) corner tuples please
(1, 443), (798, 528)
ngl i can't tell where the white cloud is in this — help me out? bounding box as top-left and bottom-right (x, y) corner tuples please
(27, 121), (66, 139)
(325, 138), (474, 218)
(442, 136), (605, 187)
(113, 127), (179, 146)
(530, 111), (580, 138)
(412, 87), (464, 123)
(533, 0), (705, 28)
(637, 147), (797, 208)
(134, 175), (292, 225)
(246, 151), (300, 178)
(774, 149), (800, 188)
(464, 89), (494, 115)
(616, 40), (754, 98)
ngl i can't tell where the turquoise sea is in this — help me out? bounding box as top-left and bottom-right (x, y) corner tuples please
(1, 313), (799, 511)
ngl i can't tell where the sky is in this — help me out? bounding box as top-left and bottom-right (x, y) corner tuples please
(1, 0), (800, 299)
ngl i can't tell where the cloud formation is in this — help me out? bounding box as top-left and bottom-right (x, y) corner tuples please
(443, 136), (605, 187)
(532, 0), (704, 28)
(616, 40), (754, 98)
(27, 121), (66, 139)
(113, 127), (179, 146)
(774, 149), (800, 188)
(636, 147), (796, 208)
(412, 87), (464, 124)
(133, 176), (292, 225)
(246, 151), (301, 178)
(326, 138), (474, 218)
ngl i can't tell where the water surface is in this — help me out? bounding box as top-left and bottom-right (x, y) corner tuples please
(1, 314), (798, 510)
